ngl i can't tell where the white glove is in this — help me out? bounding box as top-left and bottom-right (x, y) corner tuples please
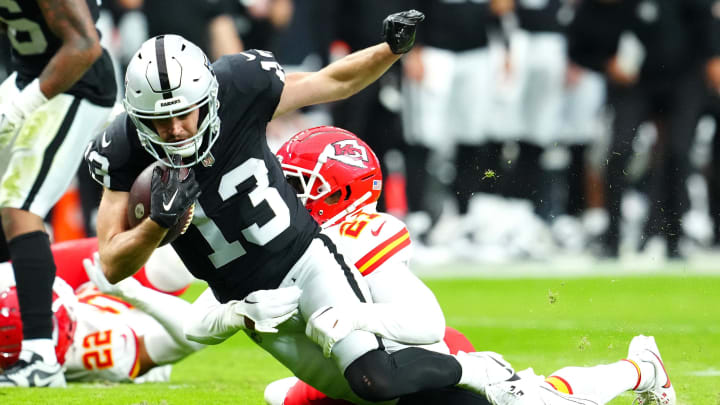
(234, 286), (302, 333)
(305, 305), (358, 358)
(0, 79), (47, 148)
(0, 102), (24, 148)
(83, 252), (142, 300)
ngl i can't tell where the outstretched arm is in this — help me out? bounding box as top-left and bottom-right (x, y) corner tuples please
(83, 253), (205, 365)
(306, 258), (445, 358)
(273, 44), (400, 118)
(351, 264), (445, 344)
(273, 10), (424, 118)
(184, 286), (302, 345)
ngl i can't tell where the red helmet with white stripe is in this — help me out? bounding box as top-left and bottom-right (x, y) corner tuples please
(276, 126), (383, 226)
(0, 287), (77, 369)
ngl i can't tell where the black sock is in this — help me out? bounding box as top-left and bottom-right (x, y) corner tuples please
(9, 231), (55, 339)
(0, 226), (9, 262)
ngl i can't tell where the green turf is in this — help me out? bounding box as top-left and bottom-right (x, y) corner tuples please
(1, 274), (718, 404)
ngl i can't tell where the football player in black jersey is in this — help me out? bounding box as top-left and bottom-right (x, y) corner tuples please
(86, 9), (494, 402)
(0, 0), (116, 387)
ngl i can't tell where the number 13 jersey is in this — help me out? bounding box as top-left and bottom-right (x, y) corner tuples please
(85, 50), (319, 302)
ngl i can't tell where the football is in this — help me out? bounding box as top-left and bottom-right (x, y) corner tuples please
(127, 161), (195, 246)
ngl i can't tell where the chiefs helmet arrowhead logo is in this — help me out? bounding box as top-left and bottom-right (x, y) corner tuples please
(324, 140), (369, 168)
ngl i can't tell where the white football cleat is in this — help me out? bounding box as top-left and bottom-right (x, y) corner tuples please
(455, 351), (515, 395)
(485, 369), (600, 405)
(0, 351), (65, 388)
(628, 335), (675, 405)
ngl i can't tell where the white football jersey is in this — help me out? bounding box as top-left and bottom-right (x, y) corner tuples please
(0, 263), (172, 383)
(61, 283), (170, 383)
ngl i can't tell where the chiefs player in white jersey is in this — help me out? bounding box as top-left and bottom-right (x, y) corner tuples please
(185, 126), (500, 405)
(0, 238), (204, 383)
(266, 127), (676, 405)
(267, 126), (483, 404)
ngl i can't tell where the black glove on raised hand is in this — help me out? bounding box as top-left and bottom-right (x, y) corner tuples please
(382, 9), (425, 55)
(150, 156), (201, 229)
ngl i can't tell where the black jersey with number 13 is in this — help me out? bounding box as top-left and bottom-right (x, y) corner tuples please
(86, 50), (320, 302)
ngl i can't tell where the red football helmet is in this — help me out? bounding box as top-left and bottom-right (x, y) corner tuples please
(277, 126), (383, 226)
(0, 287), (77, 369)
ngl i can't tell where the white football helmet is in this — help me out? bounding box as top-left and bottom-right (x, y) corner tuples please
(124, 34), (220, 168)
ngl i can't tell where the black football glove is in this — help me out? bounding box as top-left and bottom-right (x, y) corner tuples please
(382, 9), (425, 55)
(150, 156), (201, 229)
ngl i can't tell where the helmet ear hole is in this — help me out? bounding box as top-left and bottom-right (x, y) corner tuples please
(324, 189), (342, 205)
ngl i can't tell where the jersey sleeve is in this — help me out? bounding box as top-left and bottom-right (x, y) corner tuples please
(84, 113), (150, 192)
(214, 50), (285, 123)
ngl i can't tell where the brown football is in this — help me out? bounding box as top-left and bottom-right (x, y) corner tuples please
(127, 161), (195, 246)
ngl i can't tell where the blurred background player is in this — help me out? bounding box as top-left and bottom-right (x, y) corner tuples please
(486, 0), (570, 220)
(400, 0), (501, 244)
(142, 0), (243, 62)
(0, 241), (204, 383)
(0, 0), (117, 386)
(567, 0), (720, 258)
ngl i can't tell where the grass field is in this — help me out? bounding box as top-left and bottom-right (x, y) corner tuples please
(1, 271), (719, 404)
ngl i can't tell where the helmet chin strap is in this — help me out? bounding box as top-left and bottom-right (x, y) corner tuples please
(321, 191), (373, 229)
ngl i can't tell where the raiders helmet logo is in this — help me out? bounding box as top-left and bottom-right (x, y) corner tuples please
(324, 140), (369, 168)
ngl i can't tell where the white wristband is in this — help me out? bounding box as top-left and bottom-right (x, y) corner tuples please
(15, 79), (49, 117)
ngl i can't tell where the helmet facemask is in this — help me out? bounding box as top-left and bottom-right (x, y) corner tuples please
(124, 35), (221, 169)
(282, 157), (333, 206)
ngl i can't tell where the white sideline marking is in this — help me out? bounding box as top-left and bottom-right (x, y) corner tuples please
(411, 251), (720, 279)
(688, 368), (720, 377)
(445, 316), (720, 335)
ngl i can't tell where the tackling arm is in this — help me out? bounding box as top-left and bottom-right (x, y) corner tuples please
(83, 253), (205, 365)
(306, 256), (445, 358)
(352, 264), (445, 344)
(184, 288), (239, 345)
(184, 286), (301, 345)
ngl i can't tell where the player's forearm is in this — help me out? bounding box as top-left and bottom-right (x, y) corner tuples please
(356, 263), (446, 343)
(209, 15), (244, 60)
(353, 302), (445, 344)
(126, 288), (206, 363)
(122, 284), (202, 349)
(184, 288), (244, 345)
(320, 43), (401, 102)
(99, 220), (167, 284)
(39, 41), (102, 97)
(37, 0), (103, 98)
